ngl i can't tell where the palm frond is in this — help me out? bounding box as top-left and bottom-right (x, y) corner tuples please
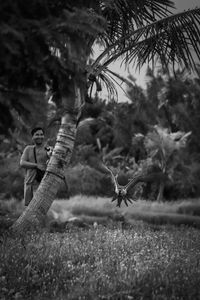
(93, 8), (200, 74)
(97, 70), (118, 99)
(105, 69), (132, 87)
(87, 66), (134, 100)
(101, 0), (175, 44)
(101, 68), (129, 97)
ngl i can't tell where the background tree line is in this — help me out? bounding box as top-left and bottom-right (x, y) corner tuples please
(1, 67), (200, 201)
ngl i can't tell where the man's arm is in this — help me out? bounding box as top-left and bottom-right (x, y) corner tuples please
(20, 146), (37, 169)
(20, 159), (37, 169)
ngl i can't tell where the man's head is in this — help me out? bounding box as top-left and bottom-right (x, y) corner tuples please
(31, 127), (45, 146)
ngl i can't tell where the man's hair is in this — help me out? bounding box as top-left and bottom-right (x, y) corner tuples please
(31, 127), (45, 136)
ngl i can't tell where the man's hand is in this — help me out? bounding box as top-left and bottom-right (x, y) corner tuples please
(37, 163), (46, 171)
(45, 146), (53, 158)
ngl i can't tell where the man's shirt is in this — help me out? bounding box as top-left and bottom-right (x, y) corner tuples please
(21, 145), (48, 184)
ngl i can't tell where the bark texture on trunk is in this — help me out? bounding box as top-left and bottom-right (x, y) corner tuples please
(12, 87), (83, 233)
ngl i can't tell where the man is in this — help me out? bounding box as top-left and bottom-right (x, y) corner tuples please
(20, 127), (52, 206)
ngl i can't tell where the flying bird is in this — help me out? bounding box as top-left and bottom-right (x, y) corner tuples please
(103, 165), (144, 207)
(102, 164), (166, 207)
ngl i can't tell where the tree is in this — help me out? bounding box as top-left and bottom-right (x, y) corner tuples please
(156, 69), (200, 152)
(2, 0), (199, 232)
(144, 125), (191, 201)
(124, 68), (200, 199)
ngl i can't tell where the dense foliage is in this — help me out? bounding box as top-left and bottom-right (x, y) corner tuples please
(1, 68), (200, 201)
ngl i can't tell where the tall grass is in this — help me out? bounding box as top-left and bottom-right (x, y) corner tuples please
(1, 224), (200, 299)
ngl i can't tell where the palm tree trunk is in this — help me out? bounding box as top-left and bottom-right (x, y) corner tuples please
(12, 86), (83, 233)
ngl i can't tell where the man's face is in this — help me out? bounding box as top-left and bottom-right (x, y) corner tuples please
(32, 129), (44, 145)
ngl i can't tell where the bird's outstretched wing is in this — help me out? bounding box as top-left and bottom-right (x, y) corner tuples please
(124, 170), (167, 192)
(102, 164), (141, 207)
(102, 164), (119, 194)
(103, 162), (167, 207)
(123, 172), (145, 191)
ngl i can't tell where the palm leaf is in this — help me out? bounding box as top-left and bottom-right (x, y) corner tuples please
(87, 64), (138, 99)
(101, 0), (175, 44)
(92, 8), (200, 74)
(97, 70), (118, 99)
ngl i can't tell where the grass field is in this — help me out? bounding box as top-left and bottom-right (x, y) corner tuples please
(1, 196), (200, 299)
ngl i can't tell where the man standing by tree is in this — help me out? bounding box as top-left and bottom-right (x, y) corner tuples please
(20, 127), (50, 206)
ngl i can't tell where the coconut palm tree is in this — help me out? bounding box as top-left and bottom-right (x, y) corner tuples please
(11, 0), (200, 232)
